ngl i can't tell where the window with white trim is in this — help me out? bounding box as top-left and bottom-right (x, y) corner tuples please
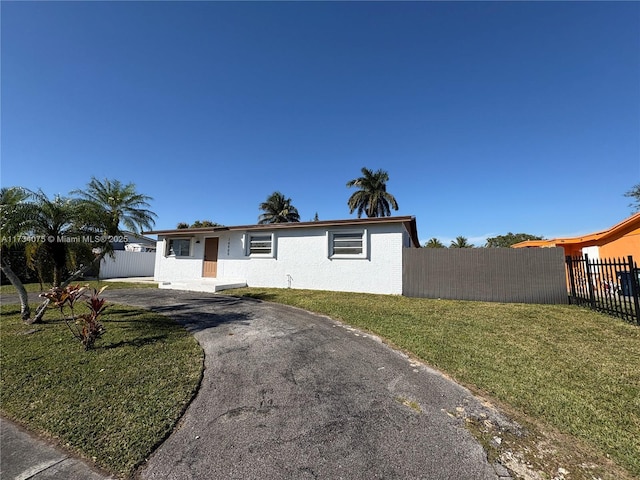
(329, 230), (367, 258)
(245, 233), (275, 257)
(167, 238), (192, 257)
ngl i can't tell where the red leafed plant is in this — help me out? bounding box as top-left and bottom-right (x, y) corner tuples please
(40, 284), (107, 350)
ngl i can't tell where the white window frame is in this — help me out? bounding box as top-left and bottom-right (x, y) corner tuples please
(328, 229), (368, 259)
(166, 238), (193, 257)
(244, 232), (276, 258)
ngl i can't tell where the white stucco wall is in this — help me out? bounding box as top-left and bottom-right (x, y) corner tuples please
(154, 223), (408, 294)
(154, 237), (207, 282)
(581, 245), (600, 260)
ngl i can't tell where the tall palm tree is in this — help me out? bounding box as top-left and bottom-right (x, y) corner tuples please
(0, 187), (34, 321)
(346, 167), (399, 218)
(258, 192), (300, 224)
(73, 177), (157, 236)
(450, 236), (474, 248)
(424, 238), (445, 248)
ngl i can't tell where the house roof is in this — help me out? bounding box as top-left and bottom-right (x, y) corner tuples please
(121, 231), (157, 245)
(512, 212), (640, 249)
(146, 216), (421, 248)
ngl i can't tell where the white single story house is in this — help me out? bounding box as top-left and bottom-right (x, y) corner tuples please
(146, 216), (420, 294)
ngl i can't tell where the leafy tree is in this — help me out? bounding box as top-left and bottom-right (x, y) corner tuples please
(624, 184), (640, 213)
(450, 236), (474, 248)
(424, 238), (445, 248)
(177, 220), (222, 228)
(0, 187), (34, 321)
(258, 192), (300, 224)
(485, 232), (544, 248)
(346, 167), (399, 218)
(190, 220), (222, 228)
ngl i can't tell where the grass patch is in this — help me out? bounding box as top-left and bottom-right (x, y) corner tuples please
(0, 280), (156, 295)
(228, 288), (640, 479)
(0, 302), (203, 478)
(395, 396), (422, 413)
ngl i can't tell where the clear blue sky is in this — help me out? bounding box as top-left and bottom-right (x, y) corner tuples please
(2, 1), (639, 246)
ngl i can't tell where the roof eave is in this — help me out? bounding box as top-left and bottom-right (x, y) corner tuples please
(512, 212), (640, 249)
(146, 216), (419, 237)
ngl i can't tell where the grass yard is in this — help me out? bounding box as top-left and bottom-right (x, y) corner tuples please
(227, 288), (640, 480)
(0, 301), (203, 478)
(0, 280), (157, 295)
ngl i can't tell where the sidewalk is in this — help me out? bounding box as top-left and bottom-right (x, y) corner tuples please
(0, 417), (113, 480)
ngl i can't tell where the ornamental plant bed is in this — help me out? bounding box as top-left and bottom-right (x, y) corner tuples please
(0, 302), (203, 478)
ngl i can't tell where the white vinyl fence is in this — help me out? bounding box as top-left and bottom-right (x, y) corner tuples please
(100, 251), (155, 279)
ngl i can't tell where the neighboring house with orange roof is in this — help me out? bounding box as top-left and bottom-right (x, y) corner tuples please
(512, 213), (640, 260)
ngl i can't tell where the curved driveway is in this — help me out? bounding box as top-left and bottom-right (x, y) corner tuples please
(103, 289), (513, 480)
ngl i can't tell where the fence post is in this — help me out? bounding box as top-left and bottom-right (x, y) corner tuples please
(584, 254), (596, 309)
(566, 255), (577, 304)
(628, 255), (640, 325)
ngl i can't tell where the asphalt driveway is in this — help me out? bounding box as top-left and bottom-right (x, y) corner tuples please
(97, 289), (513, 480)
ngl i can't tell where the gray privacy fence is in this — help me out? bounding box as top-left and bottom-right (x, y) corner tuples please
(403, 247), (568, 304)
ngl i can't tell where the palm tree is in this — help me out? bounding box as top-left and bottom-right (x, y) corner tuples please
(73, 177), (156, 236)
(346, 167), (399, 218)
(450, 236), (474, 248)
(0, 187), (34, 321)
(32, 179), (158, 323)
(258, 192), (300, 224)
(29, 190), (87, 287)
(424, 238), (445, 248)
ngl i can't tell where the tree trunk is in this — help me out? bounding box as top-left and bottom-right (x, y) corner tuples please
(1, 257), (32, 322)
(52, 266), (62, 287)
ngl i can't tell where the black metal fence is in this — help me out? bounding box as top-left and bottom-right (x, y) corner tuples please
(566, 254), (640, 325)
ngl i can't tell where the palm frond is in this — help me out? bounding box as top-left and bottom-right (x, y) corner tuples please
(346, 167), (398, 218)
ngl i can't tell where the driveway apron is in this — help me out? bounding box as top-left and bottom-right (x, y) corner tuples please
(101, 289), (511, 480)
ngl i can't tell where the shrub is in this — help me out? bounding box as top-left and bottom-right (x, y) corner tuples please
(40, 284), (107, 350)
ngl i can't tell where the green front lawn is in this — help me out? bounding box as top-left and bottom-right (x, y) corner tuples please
(0, 280), (157, 295)
(2, 286), (638, 479)
(0, 302), (203, 478)
(227, 288), (640, 480)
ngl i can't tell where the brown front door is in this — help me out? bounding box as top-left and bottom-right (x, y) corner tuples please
(203, 237), (218, 278)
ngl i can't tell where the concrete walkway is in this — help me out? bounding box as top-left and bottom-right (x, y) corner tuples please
(102, 276), (157, 284)
(0, 417), (113, 480)
(2, 288), (515, 479)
